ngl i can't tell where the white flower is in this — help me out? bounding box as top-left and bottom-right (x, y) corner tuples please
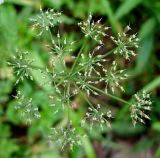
(48, 33), (75, 67)
(14, 91), (41, 124)
(111, 25), (139, 60)
(75, 46), (106, 96)
(78, 14), (109, 44)
(79, 49), (103, 76)
(49, 92), (71, 112)
(103, 61), (128, 93)
(81, 104), (112, 130)
(7, 50), (34, 84)
(130, 90), (152, 127)
(48, 122), (85, 150)
(30, 7), (62, 36)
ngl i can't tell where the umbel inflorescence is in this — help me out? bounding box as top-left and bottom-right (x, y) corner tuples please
(8, 8), (152, 151)
(14, 91), (41, 124)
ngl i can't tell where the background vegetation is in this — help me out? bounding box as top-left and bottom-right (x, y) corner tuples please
(0, 0), (160, 157)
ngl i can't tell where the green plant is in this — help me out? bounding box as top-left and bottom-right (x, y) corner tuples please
(7, 7), (152, 151)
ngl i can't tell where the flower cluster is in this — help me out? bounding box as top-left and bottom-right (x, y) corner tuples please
(78, 14), (109, 44)
(14, 91), (41, 124)
(48, 122), (86, 150)
(130, 90), (152, 126)
(79, 46), (104, 76)
(7, 50), (34, 84)
(73, 46), (106, 96)
(81, 104), (112, 130)
(48, 32), (75, 67)
(49, 92), (71, 112)
(111, 25), (139, 60)
(103, 61), (128, 93)
(30, 8), (62, 36)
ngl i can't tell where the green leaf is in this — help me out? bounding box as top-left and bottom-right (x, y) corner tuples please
(29, 51), (52, 92)
(42, 0), (63, 8)
(82, 137), (96, 158)
(6, 101), (22, 124)
(71, 147), (84, 158)
(101, 0), (120, 33)
(0, 139), (19, 158)
(135, 34), (154, 73)
(152, 122), (160, 132)
(0, 5), (18, 53)
(5, 0), (39, 6)
(131, 138), (154, 152)
(143, 76), (160, 92)
(73, 1), (87, 17)
(0, 123), (11, 138)
(155, 146), (160, 158)
(112, 121), (145, 136)
(115, 0), (143, 20)
(139, 18), (156, 40)
(135, 18), (156, 73)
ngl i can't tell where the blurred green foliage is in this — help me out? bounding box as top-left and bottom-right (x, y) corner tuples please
(0, 0), (160, 157)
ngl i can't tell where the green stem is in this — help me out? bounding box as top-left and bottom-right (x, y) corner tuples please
(99, 47), (117, 59)
(74, 84), (97, 112)
(48, 27), (54, 41)
(88, 84), (129, 105)
(79, 91), (95, 109)
(66, 83), (70, 123)
(70, 47), (117, 77)
(70, 37), (88, 74)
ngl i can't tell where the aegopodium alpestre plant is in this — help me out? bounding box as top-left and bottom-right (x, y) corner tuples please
(8, 8), (152, 150)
